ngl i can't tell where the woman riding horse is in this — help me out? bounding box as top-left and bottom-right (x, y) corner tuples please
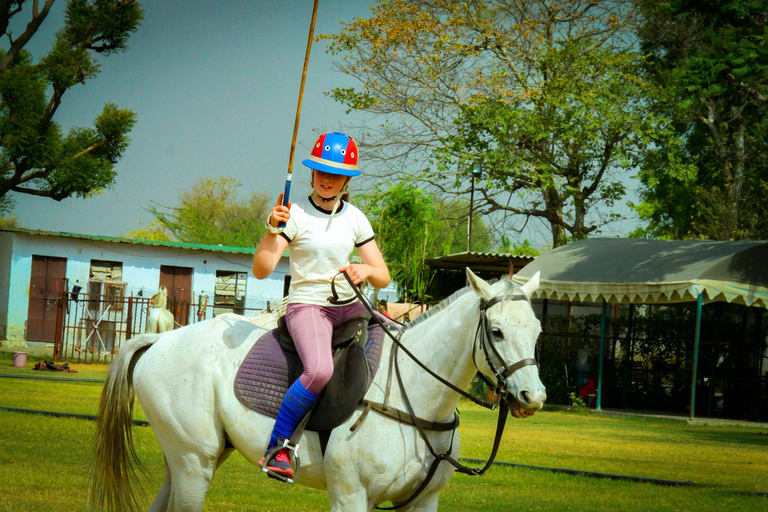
(252, 132), (391, 479)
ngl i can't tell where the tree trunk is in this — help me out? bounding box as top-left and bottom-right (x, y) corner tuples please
(727, 109), (746, 238)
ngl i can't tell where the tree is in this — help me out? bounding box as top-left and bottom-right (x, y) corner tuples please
(324, 0), (659, 247)
(125, 176), (273, 248)
(123, 219), (170, 241)
(634, 0), (768, 240)
(0, 0), (142, 212)
(498, 235), (540, 257)
(357, 182), (493, 302)
(0, 213), (19, 228)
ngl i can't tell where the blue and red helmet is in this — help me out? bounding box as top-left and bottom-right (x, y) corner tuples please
(302, 132), (361, 176)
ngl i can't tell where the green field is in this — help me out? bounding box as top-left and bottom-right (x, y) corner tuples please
(1, 357), (767, 511)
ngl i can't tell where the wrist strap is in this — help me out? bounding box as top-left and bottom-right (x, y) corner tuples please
(265, 213), (284, 234)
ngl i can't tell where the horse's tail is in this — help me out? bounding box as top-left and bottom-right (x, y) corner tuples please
(90, 333), (159, 512)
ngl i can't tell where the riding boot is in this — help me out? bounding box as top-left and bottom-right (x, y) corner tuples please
(260, 380), (318, 479)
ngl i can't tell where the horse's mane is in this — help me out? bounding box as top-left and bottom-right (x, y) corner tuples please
(403, 278), (519, 331)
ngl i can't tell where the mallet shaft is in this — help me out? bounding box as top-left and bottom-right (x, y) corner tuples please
(279, 0), (320, 227)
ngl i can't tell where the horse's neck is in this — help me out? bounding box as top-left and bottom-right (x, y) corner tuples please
(384, 292), (480, 422)
(155, 292), (167, 309)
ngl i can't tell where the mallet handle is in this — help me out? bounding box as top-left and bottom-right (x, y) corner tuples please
(279, 0), (319, 228)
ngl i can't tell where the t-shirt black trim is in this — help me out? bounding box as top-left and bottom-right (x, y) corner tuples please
(355, 235), (375, 248)
(279, 232), (292, 244)
(308, 195), (345, 214)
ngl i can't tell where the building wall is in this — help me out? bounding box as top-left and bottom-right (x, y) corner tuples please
(1, 232), (288, 343)
(0, 232), (13, 339)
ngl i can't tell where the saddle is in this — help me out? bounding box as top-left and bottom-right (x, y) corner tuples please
(233, 311), (386, 432)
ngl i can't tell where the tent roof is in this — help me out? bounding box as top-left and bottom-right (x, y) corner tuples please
(512, 238), (768, 309)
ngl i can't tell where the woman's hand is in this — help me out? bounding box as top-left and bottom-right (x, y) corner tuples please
(339, 264), (373, 285)
(269, 192), (291, 227)
(346, 240), (391, 289)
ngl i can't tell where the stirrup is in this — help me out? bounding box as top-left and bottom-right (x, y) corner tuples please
(261, 438), (301, 484)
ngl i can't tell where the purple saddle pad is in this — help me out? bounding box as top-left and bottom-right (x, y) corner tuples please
(233, 320), (386, 429)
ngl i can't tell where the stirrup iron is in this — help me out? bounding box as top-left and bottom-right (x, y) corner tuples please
(261, 438), (301, 484)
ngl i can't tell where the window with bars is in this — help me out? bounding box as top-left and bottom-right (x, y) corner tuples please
(214, 270), (247, 315)
(88, 260), (126, 313)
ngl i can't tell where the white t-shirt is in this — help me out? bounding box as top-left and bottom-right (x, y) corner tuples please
(280, 196), (375, 306)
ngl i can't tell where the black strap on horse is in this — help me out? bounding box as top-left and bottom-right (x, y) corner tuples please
(338, 271), (536, 510)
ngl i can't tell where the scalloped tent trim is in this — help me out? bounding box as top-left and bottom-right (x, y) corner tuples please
(513, 239), (768, 310)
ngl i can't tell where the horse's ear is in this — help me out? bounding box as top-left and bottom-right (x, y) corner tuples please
(466, 268), (493, 300)
(520, 271), (540, 299)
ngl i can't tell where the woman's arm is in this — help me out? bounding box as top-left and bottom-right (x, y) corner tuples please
(252, 232), (289, 279)
(340, 240), (391, 289)
(252, 194), (290, 279)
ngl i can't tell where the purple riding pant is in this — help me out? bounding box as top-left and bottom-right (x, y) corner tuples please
(285, 301), (368, 394)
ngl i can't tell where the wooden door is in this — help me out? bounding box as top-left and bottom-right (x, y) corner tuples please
(159, 265), (193, 326)
(26, 255), (67, 342)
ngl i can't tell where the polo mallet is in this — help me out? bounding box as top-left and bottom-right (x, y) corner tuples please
(278, 0), (320, 228)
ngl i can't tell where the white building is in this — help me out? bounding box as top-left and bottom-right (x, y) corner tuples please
(0, 228), (289, 347)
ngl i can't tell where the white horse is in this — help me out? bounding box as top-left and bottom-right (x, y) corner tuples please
(91, 269), (546, 512)
(146, 287), (174, 334)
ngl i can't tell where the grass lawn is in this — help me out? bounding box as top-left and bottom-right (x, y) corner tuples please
(1, 361), (767, 511)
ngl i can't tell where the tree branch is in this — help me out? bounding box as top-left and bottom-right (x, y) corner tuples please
(0, 0), (56, 75)
(0, 1), (25, 37)
(10, 184), (68, 201)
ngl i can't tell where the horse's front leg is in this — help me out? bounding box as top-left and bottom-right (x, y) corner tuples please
(325, 441), (375, 512)
(401, 491), (439, 512)
(328, 487), (373, 512)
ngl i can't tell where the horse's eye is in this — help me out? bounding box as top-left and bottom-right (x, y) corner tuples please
(491, 328), (503, 339)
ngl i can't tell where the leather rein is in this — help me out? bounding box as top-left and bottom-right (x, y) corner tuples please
(340, 272), (537, 510)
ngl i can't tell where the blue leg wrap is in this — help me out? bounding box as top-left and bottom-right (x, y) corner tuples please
(269, 380), (319, 448)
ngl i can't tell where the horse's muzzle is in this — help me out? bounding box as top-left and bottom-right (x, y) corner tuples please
(507, 388), (546, 419)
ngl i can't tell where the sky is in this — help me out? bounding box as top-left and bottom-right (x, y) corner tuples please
(6, 0), (640, 248)
(7, 0), (377, 238)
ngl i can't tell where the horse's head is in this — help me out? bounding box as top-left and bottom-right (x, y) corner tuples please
(153, 287), (168, 309)
(467, 268), (547, 418)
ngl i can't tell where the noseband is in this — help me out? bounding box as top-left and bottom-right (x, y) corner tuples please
(475, 294), (538, 406)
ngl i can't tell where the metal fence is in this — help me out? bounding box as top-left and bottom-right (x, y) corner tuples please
(52, 292), (283, 363)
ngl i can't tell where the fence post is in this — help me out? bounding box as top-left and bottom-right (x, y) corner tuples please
(689, 293), (704, 421)
(125, 295), (134, 340)
(597, 299), (607, 410)
(53, 291), (67, 362)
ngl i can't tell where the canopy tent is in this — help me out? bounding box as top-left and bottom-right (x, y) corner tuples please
(511, 238), (768, 420)
(512, 238), (768, 308)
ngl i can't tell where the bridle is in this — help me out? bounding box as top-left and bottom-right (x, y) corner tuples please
(473, 294), (538, 408)
(340, 272), (539, 509)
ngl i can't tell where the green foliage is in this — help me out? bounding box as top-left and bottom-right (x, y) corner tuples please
(123, 219), (171, 242)
(324, 1), (655, 247)
(634, 0), (768, 239)
(0, 213), (19, 228)
(358, 183), (436, 302)
(568, 391), (593, 411)
(128, 176), (273, 248)
(440, 41), (662, 246)
(358, 182), (495, 301)
(0, 0), (143, 207)
(497, 236), (540, 257)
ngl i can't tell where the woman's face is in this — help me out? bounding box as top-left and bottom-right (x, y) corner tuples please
(312, 170), (349, 200)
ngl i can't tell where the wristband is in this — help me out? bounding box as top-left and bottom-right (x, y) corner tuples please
(264, 213), (284, 235)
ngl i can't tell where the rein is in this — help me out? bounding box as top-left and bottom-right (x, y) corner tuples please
(340, 272), (536, 510)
